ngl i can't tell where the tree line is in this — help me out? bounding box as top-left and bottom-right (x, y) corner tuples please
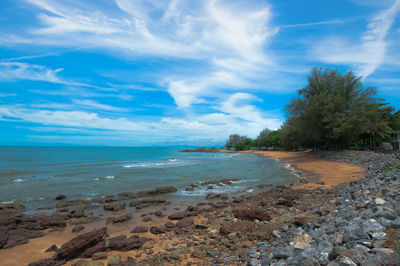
(225, 67), (400, 151)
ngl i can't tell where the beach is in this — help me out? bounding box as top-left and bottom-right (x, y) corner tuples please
(0, 150), (399, 265)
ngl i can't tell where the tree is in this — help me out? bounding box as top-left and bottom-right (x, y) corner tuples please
(257, 128), (282, 149)
(225, 134), (247, 150)
(280, 67), (391, 150)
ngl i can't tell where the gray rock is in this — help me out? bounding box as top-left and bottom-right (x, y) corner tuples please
(362, 219), (384, 233)
(91, 252), (108, 260)
(273, 247), (290, 259)
(107, 255), (121, 266)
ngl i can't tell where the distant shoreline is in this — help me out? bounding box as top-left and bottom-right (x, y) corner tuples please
(220, 149), (365, 189)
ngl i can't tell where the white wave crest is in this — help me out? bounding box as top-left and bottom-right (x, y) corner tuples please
(123, 159), (190, 169)
(12, 179), (24, 183)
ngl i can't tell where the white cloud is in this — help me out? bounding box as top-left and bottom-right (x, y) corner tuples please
(0, 62), (63, 83)
(72, 99), (128, 112)
(19, 0), (279, 109)
(313, 0), (400, 78)
(0, 102), (282, 142)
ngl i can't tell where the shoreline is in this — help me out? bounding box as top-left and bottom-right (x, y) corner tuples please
(239, 150), (365, 189)
(1, 150), (399, 265)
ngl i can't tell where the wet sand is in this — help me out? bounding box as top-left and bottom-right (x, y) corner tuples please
(241, 150), (364, 189)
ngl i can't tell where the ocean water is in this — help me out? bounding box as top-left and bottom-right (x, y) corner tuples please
(0, 147), (296, 211)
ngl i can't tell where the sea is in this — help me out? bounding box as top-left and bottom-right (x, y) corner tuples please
(0, 147), (296, 212)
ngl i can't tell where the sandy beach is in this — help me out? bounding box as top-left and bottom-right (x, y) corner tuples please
(0, 150), (371, 265)
(241, 150), (365, 189)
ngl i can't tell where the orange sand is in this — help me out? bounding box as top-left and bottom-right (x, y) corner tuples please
(241, 150), (364, 189)
(0, 213), (210, 266)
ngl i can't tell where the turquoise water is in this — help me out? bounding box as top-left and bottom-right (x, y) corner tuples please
(0, 147), (296, 211)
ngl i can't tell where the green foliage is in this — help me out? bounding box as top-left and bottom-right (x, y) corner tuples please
(389, 110), (400, 131)
(257, 128), (281, 149)
(225, 134), (254, 151)
(280, 67), (392, 150)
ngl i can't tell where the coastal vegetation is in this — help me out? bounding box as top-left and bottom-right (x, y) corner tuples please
(225, 67), (400, 151)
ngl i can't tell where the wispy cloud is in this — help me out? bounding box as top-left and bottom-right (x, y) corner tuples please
(72, 99), (128, 112)
(0, 62), (63, 83)
(313, 0), (400, 78)
(18, 0), (279, 110)
(279, 18), (354, 29)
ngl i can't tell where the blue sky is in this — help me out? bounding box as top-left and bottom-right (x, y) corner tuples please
(0, 0), (399, 146)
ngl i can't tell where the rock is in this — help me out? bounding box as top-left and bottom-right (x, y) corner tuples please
(168, 211), (196, 220)
(374, 198), (386, 205)
(362, 219), (384, 233)
(129, 199), (166, 209)
(72, 260), (89, 266)
(154, 210), (163, 217)
(131, 226), (148, 233)
(219, 221), (255, 236)
(109, 213), (132, 223)
(370, 232), (387, 240)
(233, 206), (270, 221)
(273, 247), (289, 259)
(4, 235), (29, 249)
(195, 224), (207, 229)
(336, 255), (357, 266)
(290, 233), (312, 249)
(55, 195), (66, 200)
(54, 227), (107, 260)
(142, 217), (152, 222)
(103, 202), (125, 211)
(28, 258), (65, 266)
(72, 225), (85, 233)
(191, 250), (207, 259)
(293, 215), (315, 226)
(150, 226), (166, 234)
(137, 186), (177, 197)
(329, 246), (347, 260)
(108, 235), (148, 251)
(45, 244), (59, 252)
(107, 255), (121, 266)
(165, 222), (176, 228)
(92, 252), (108, 260)
(176, 217), (194, 228)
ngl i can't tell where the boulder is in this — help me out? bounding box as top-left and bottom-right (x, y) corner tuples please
(108, 214), (132, 224)
(91, 251), (108, 260)
(165, 222), (176, 228)
(103, 202), (125, 211)
(150, 226), (166, 234)
(129, 199), (166, 209)
(131, 226), (148, 233)
(137, 187), (177, 197)
(55, 195), (66, 200)
(233, 206), (271, 221)
(28, 258), (65, 266)
(108, 235), (148, 251)
(54, 227), (107, 260)
(168, 211), (196, 220)
(176, 217), (194, 228)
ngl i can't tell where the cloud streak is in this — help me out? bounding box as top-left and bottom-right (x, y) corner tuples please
(313, 0), (400, 77)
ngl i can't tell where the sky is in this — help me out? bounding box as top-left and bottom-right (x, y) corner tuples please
(0, 0), (399, 146)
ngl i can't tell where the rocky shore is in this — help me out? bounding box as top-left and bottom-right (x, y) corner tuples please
(0, 151), (399, 265)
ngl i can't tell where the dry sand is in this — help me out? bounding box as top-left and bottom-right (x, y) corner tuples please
(241, 150), (364, 189)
